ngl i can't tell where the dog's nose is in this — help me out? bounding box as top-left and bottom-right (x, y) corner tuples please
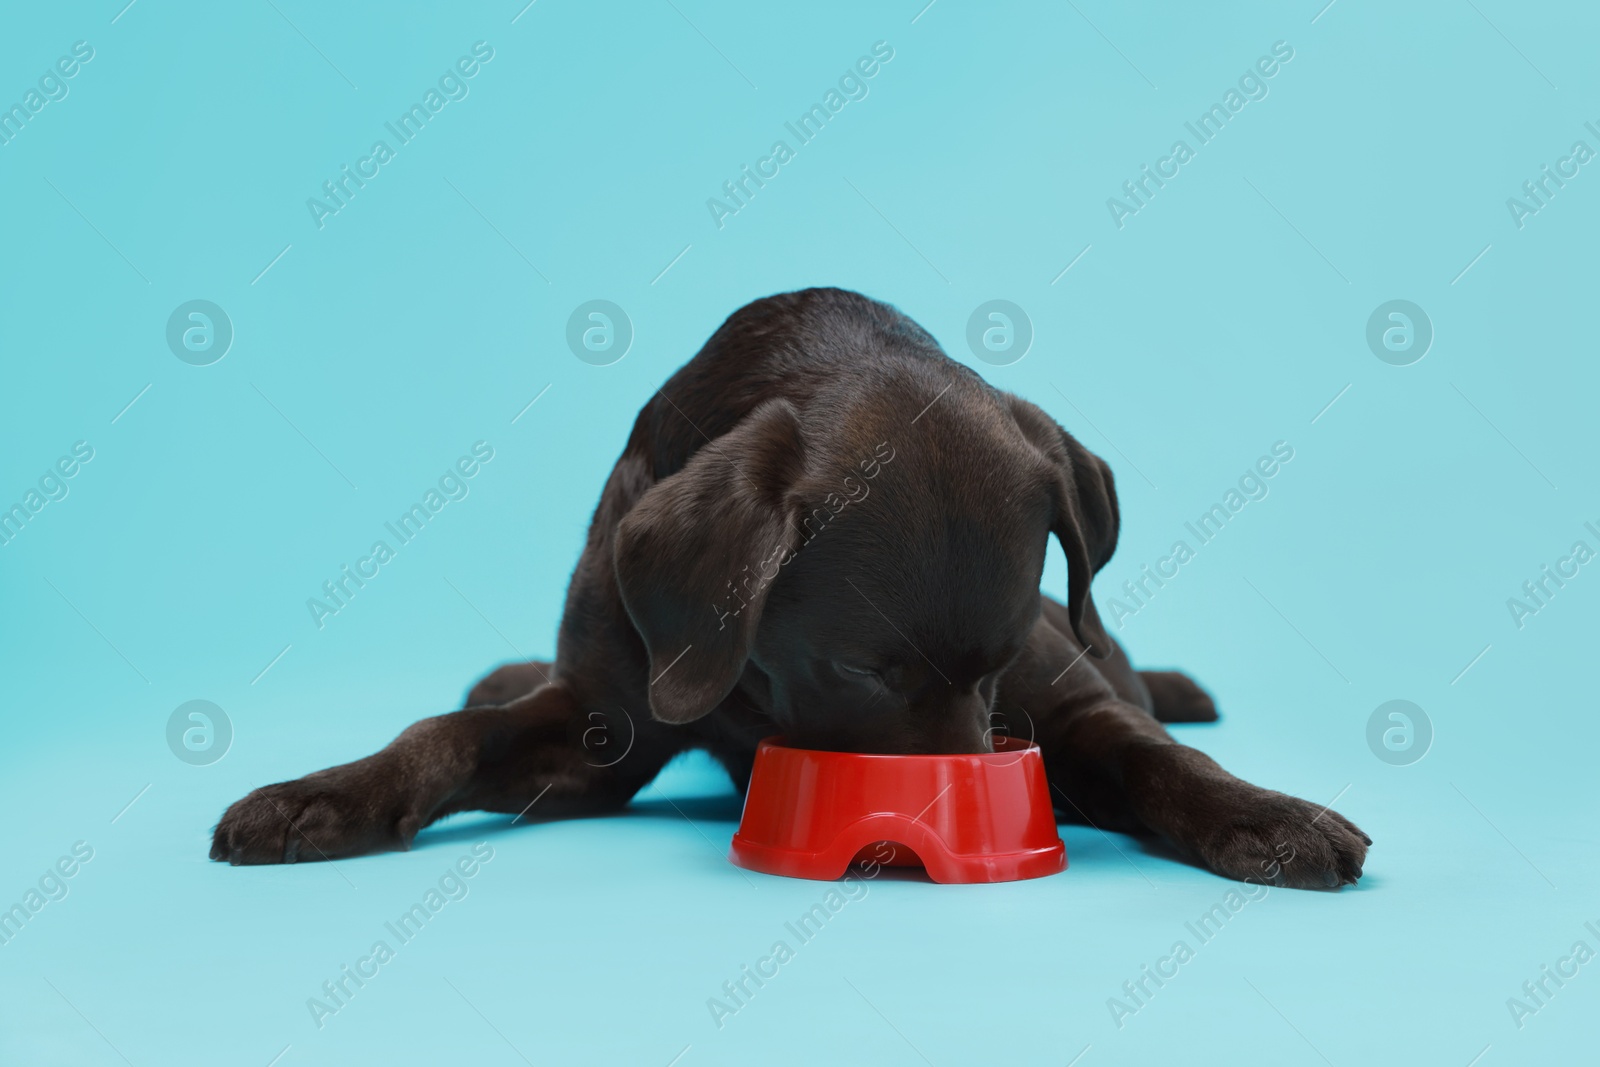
(912, 698), (995, 754)
(918, 729), (993, 755)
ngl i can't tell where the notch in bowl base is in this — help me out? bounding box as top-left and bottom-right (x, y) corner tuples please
(850, 840), (922, 868)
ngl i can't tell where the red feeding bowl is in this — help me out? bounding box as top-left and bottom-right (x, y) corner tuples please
(729, 735), (1066, 884)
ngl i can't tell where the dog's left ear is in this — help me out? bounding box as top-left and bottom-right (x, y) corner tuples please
(1006, 395), (1120, 659)
(614, 399), (805, 724)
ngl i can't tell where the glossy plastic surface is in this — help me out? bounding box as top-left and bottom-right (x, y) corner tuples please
(729, 735), (1066, 883)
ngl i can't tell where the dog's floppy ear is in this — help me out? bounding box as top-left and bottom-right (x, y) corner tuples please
(614, 399), (804, 723)
(1006, 395), (1120, 659)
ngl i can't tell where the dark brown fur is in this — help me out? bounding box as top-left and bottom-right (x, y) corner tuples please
(212, 288), (1368, 888)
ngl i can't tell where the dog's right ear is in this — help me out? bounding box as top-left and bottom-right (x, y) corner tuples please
(1005, 394), (1120, 660)
(614, 399), (805, 725)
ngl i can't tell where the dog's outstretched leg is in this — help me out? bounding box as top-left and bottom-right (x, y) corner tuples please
(210, 681), (680, 865)
(1043, 699), (1368, 888)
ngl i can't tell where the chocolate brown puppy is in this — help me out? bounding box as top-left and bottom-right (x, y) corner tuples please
(212, 288), (1369, 888)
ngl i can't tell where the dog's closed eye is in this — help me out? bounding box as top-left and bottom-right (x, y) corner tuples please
(834, 662), (881, 682)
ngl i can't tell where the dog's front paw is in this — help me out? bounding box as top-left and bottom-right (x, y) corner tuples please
(1195, 788), (1370, 889)
(210, 763), (421, 865)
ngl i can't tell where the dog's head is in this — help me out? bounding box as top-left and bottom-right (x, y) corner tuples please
(614, 383), (1118, 753)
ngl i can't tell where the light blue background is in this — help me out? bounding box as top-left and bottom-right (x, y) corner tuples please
(2, 1), (1596, 1064)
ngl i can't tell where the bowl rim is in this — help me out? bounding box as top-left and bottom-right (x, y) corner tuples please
(753, 733), (1039, 764)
